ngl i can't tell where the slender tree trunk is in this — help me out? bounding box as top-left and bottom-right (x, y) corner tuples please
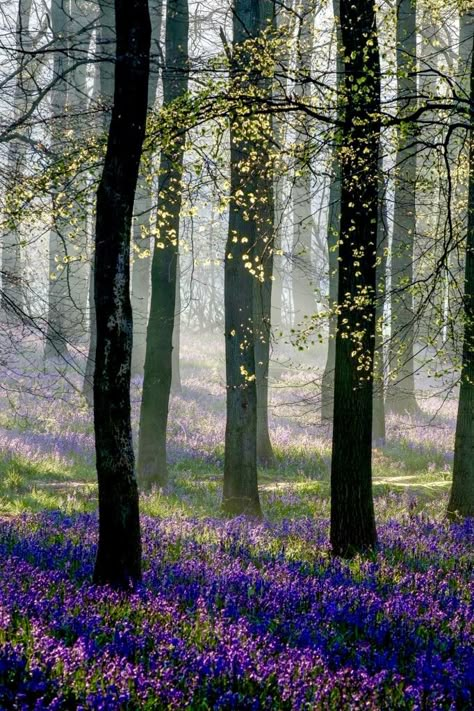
(321, 0), (342, 422)
(223, 0), (273, 518)
(330, 0), (380, 557)
(270, 0), (294, 331)
(171, 256), (182, 393)
(93, 0), (150, 588)
(66, 0), (95, 341)
(373, 187), (388, 443)
(1, 0), (33, 316)
(387, 0), (420, 415)
(254, 1), (276, 467)
(45, 0), (71, 359)
(137, 0), (189, 489)
(131, 0), (164, 376)
(291, 0), (315, 327)
(447, 49), (474, 519)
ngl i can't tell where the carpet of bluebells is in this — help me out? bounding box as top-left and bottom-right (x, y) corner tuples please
(0, 512), (472, 710)
(0, 336), (471, 708)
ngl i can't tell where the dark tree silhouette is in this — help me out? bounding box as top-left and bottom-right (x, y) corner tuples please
(93, 0), (151, 587)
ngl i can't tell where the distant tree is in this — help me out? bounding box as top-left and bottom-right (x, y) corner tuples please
(131, 0), (164, 376)
(447, 44), (474, 520)
(138, 0), (189, 489)
(254, 1), (276, 467)
(93, 0), (151, 587)
(2, 0), (34, 316)
(291, 0), (316, 326)
(330, 0), (380, 557)
(373, 185), (388, 443)
(45, 0), (72, 359)
(321, 0), (343, 422)
(386, 0), (420, 415)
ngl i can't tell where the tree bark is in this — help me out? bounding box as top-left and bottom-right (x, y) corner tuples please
(93, 0), (151, 588)
(223, 0), (273, 517)
(447, 48), (474, 520)
(330, 0), (380, 557)
(137, 0), (189, 489)
(386, 0), (420, 415)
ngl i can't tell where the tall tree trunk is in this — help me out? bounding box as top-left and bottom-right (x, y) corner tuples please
(254, 1), (276, 467)
(321, 0), (343, 421)
(291, 0), (315, 327)
(373, 186), (388, 443)
(93, 0), (150, 588)
(387, 0), (420, 415)
(2, 0), (33, 316)
(131, 0), (164, 376)
(447, 48), (474, 519)
(330, 0), (380, 557)
(171, 256), (182, 393)
(45, 0), (71, 359)
(66, 0), (96, 341)
(223, 0), (273, 518)
(137, 0), (189, 489)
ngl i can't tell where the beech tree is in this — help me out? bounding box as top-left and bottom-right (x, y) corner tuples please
(138, 0), (189, 489)
(386, 0), (420, 415)
(330, 0), (380, 557)
(93, 0), (151, 587)
(222, 0), (275, 517)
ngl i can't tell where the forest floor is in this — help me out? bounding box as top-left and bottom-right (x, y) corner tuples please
(0, 334), (471, 709)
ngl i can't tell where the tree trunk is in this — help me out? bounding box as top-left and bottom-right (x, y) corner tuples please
(137, 0), (189, 489)
(330, 0), (380, 557)
(321, 0), (342, 422)
(66, 0), (96, 341)
(223, 0), (273, 518)
(131, 0), (164, 376)
(1, 0), (33, 316)
(373, 187), (388, 443)
(447, 49), (474, 519)
(93, 0), (150, 588)
(386, 0), (420, 415)
(171, 256), (182, 393)
(45, 0), (71, 359)
(291, 0), (315, 327)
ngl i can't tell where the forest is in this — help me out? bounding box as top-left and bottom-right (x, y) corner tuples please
(0, 0), (473, 708)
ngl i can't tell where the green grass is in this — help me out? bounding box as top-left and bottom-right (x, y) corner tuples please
(0, 440), (452, 523)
